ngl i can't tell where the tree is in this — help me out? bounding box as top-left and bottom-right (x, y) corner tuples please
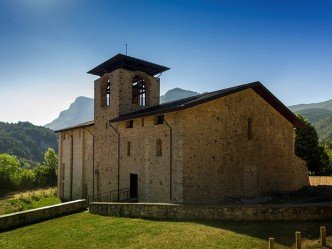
(295, 115), (330, 175)
(34, 148), (58, 186)
(33, 165), (52, 187)
(0, 149), (59, 196)
(44, 148), (58, 170)
(321, 140), (332, 174)
(44, 148), (58, 184)
(0, 154), (21, 195)
(19, 168), (35, 189)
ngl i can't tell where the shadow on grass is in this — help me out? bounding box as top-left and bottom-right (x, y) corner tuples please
(141, 217), (332, 248)
(197, 219), (332, 247)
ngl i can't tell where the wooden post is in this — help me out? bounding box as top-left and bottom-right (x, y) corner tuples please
(295, 231), (301, 249)
(269, 237), (274, 249)
(320, 226), (326, 247)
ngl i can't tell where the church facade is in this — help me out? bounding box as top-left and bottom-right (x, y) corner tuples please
(56, 54), (309, 204)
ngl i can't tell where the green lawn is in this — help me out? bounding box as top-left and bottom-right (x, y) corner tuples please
(0, 212), (331, 248)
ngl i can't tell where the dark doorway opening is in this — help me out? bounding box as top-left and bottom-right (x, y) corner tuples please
(130, 173), (138, 200)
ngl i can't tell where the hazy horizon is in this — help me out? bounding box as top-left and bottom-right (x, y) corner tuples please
(1, 0), (332, 126)
(3, 88), (331, 128)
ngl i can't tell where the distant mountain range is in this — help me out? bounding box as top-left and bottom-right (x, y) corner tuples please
(44, 88), (199, 131)
(160, 88), (199, 103)
(44, 88), (332, 142)
(45, 96), (94, 131)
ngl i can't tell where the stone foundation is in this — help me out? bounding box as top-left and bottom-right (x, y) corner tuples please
(0, 200), (87, 230)
(89, 202), (332, 221)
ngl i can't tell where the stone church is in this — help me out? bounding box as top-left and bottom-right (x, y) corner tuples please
(56, 54), (309, 204)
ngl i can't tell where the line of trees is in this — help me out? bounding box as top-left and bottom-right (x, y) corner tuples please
(295, 115), (332, 175)
(0, 148), (58, 196)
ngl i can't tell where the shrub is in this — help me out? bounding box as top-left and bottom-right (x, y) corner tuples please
(0, 148), (58, 196)
(19, 168), (36, 189)
(0, 154), (21, 194)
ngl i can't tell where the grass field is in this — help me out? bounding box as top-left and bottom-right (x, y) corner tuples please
(0, 188), (57, 199)
(0, 188), (61, 215)
(0, 212), (331, 248)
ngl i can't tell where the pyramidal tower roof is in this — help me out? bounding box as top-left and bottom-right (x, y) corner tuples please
(87, 53), (170, 77)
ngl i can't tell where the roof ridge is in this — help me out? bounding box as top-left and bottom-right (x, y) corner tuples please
(158, 92), (203, 106)
(55, 81), (303, 131)
(110, 81), (303, 128)
(54, 120), (94, 133)
(158, 81), (261, 107)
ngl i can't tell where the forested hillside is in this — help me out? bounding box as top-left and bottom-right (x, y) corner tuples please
(315, 116), (332, 141)
(0, 122), (57, 163)
(289, 100), (332, 142)
(290, 99), (332, 112)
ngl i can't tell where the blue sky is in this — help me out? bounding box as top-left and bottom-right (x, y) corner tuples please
(0, 0), (331, 125)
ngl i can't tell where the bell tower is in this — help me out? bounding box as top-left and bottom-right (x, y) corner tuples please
(88, 54), (169, 119)
(87, 54), (169, 194)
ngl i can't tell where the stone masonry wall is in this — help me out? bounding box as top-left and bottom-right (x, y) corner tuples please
(58, 132), (71, 200)
(57, 126), (94, 201)
(180, 88), (309, 204)
(89, 202), (332, 221)
(72, 129), (83, 200)
(117, 112), (184, 203)
(83, 126), (94, 197)
(94, 68), (161, 196)
(0, 200), (87, 230)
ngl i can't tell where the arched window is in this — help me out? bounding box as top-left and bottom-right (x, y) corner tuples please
(101, 79), (111, 106)
(156, 139), (162, 157)
(132, 76), (146, 106)
(106, 80), (111, 106)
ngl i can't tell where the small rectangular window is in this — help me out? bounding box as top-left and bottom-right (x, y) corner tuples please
(62, 133), (66, 140)
(61, 163), (65, 181)
(154, 115), (164, 125)
(125, 120), (134, 128)
(248, 117), (253, 140)
(156, 139), (162, 157)
(127, 141), (131, 156)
